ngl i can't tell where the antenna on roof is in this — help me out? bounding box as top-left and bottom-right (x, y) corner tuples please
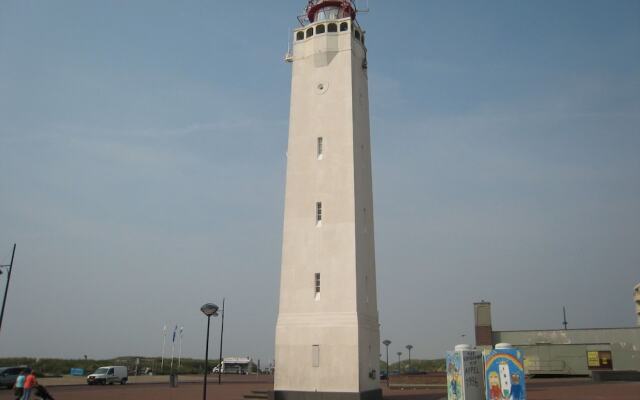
(284, 27), (294, 63)
(357, 0), (370, 14)
(562, 306), (568, 330)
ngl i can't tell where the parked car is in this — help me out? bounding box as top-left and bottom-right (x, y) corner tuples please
(87, 366), (128, 385)
(0, 366), (27, 389)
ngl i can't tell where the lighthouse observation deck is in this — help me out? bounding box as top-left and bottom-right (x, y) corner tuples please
(286, 0), (366, 65)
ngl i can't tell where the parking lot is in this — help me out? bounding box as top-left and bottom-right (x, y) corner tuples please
(0, 375), (638, 400)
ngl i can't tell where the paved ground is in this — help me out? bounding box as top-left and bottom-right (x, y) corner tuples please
(1, 375), (638, 400)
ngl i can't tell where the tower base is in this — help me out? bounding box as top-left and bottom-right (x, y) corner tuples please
(274, 389), (383, 400)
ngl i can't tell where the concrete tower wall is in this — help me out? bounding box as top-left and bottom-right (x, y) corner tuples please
(474, 302), (493, 347)
(275, 16), (380, 400)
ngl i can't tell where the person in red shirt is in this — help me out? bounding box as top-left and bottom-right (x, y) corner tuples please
(21, 370), (37, 400)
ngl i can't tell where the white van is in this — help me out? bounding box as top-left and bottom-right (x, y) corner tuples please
(212, 357), (252, 374)
(87, 366), (128, 385)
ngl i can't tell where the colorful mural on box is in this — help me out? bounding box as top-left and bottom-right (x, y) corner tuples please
(446, 351), (463, 400)
(484, 348), (526, 400)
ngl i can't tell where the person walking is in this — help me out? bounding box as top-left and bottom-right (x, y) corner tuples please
(13, 370), (26, 400)
(21, 370), (37, 400)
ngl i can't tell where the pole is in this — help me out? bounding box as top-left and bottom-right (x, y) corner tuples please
(218, 298), (225, 385)
(161, 325), (167, 374)
(385, 345), (389, 387)
(178, 326), (184, 370)
(203, 315), (211, 400)
(170, 327), (176, 374)
(563, 306), (568, 330)
(0, 244), (16, 336)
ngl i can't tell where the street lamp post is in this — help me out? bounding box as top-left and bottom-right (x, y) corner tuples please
(405, 345), (413, 371)
(200, 303), (219, 400)
(218, 298), (225, 385)
(0, 244), (17, 337)
(382, 340), (391, 387)
(397, 352), (402, 373)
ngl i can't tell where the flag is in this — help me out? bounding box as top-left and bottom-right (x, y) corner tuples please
(180, 326), (184, 338)
(172, 325), (178, 342)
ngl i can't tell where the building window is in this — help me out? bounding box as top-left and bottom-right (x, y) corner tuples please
(306, 28), (314, 38)
(316, 24), (325, 34)
(354, 30), (361, 41)
(312, 345), (320, 367)
(340, 22), (349, 32)
(327, 23), (337, 33)
(365, 275), (369, 303)
(317, 137), (323, 159)
(315, 273), (321, 294)
(296, 31), (304, 41)
(316, 202), (322, 225)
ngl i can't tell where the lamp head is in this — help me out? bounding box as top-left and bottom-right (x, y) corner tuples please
(382, 340), (391, 346)
(200, 303), (219, 317)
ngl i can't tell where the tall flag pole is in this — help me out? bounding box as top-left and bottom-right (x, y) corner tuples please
(170, 324), (177, 373)
(161, 324), (167, 373)
(178, 326), (184, 369)
(218, 298), (225, 384)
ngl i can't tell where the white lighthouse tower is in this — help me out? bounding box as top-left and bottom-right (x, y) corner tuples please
(274, 2), (381, 400)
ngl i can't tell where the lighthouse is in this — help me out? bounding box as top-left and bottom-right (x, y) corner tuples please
(274, 1), (381, 400)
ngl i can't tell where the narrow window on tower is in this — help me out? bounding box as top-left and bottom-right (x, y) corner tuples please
(328, 23), (337, 33)
(316, 202), (322, 226)
(365, 275), (369, 304)
(317, 137), (323, 160)
(314, 273), (321, 300)
(306, 28), (314, 38)
(340, 22), (349, 32)
(296, 31), (304, 41)
(312, 345), (320, 367)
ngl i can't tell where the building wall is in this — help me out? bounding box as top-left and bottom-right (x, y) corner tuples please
(493, 328), (640, 375)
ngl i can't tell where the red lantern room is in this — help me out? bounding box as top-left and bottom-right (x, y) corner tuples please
(305, 0), (356, 23)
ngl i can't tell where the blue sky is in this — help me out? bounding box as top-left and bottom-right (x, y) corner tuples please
(0, 0), (639, 362)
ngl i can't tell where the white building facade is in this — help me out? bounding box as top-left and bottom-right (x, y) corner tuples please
(274, 2), (381, 400)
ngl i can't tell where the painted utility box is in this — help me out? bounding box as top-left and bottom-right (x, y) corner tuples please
(484, 344), (526, 400)
(446, 345), (484, 400)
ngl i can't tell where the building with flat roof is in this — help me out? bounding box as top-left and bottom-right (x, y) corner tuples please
(474, 298), (640, 375)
